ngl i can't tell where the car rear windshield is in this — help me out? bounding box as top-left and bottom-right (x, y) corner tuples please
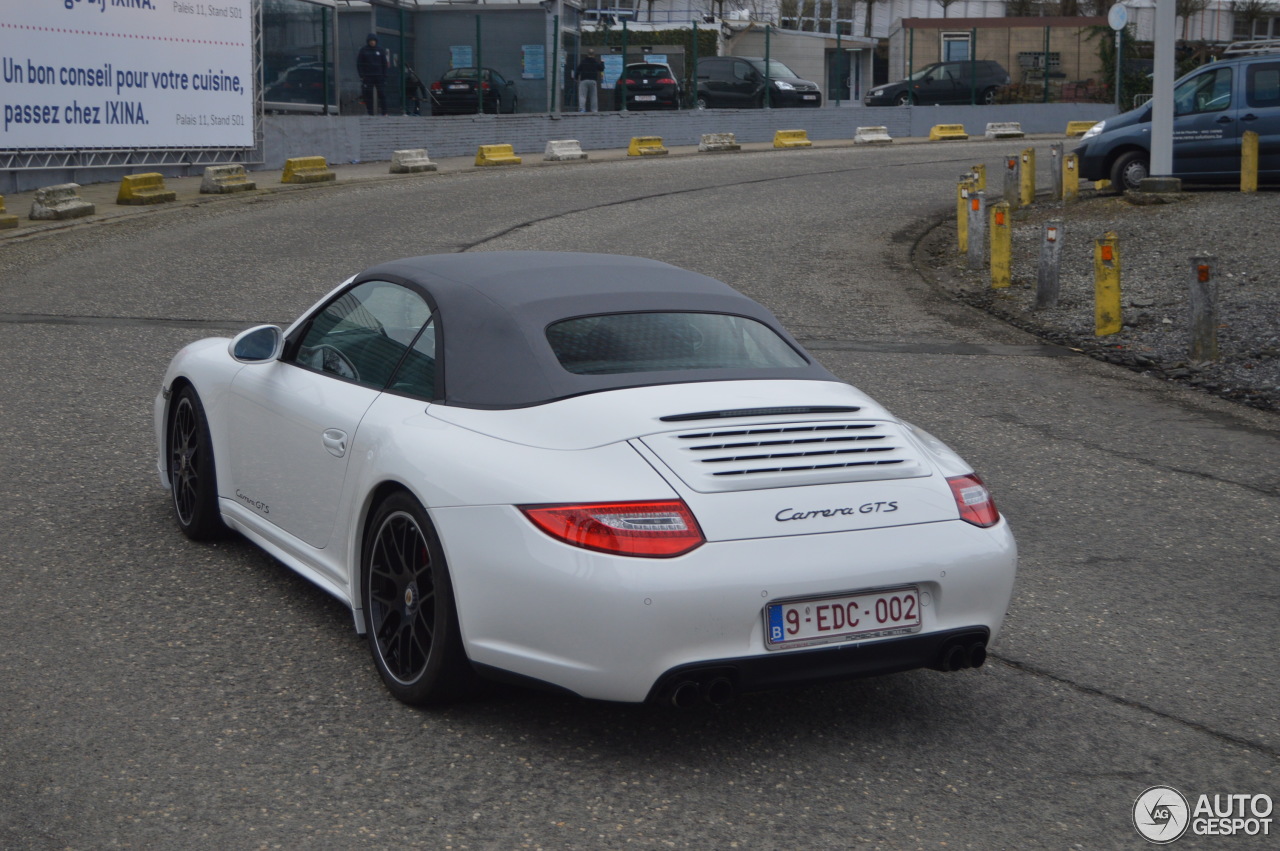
(547, 312), (808, 375)
(625, 64), (672, 77)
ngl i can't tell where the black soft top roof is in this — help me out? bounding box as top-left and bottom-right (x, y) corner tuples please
(355, 252), (837, 408)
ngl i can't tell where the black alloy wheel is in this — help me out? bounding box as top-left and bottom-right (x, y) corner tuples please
(981, 86), (998, 105)
(168, 385), (224, 540)
(362, 492), (476, 705)
(894, 91), (912, 106)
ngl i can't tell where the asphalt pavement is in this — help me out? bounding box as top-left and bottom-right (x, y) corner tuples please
(1, 139), (1276, 850)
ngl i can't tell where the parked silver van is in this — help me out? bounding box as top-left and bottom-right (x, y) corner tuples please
(1075, 41), (1280, 191)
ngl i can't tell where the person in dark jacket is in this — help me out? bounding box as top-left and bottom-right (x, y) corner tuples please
(574, 49), (604, 113)
(357, 33), (389, 116)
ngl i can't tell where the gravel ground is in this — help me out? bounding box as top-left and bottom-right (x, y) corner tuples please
(919, 187), (1280, 413)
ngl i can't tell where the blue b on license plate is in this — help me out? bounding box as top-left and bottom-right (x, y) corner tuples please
(765, 586), (921, 650)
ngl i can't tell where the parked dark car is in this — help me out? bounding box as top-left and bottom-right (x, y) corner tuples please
(429, 67), (518, 115)
(264, 65), (327, 106)
(613, 62), (682, 110)
(695, 57), (822, 109)
(864, 60), (1010, 106)
(1075, 41), (1280, 191)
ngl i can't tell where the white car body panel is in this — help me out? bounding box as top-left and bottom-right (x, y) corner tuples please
(435, 504), (1015, 702)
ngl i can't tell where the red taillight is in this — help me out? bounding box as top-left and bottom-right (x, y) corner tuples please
(429, 81), (443, 92)
(656, 77), (676, 85)
(623, 77), (637, 85)
(947, 474), (1000, 528)
(520, 500), (705, 558)
(481, 81), (490, 90)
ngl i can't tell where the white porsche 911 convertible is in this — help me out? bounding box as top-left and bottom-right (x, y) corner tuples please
(156, 252), (1016, 707)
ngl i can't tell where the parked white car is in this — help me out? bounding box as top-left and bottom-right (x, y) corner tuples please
(156, 252), (1016, 706)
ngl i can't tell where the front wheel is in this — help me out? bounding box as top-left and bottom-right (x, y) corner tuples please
(694, 95), (708, 109)
(1110, 151), (1149, 192)
(168, 385), (224, 540)
(981, 86), (998, 105)
(362, 492), (477, 705)
(894, 91), (912, 106)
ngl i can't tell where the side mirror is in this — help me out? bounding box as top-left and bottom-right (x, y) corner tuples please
(229, 325), (284, 363)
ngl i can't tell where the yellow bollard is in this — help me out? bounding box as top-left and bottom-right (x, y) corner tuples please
(990, 202), (1012, 289)
(970, 163), (986, 190)
(957, 178), (975, 254)
(1020, 148), (1036, 207)
(1063, 153), (1080, 202)
(1094, 231), (1122, 336)
(1242, 130), (1259, 193)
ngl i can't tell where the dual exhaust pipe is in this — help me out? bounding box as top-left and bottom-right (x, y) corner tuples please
(933, 639), (987, 672)
(663, 675), (736, 709)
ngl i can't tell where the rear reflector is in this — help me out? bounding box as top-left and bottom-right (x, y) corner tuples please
(520, 500), (705, 558)
(947, 474), (1000, 528)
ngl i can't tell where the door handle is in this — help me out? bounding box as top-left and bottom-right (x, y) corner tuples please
(322, 429), (348, 458)
(1216, 115), (1234, 123)
(1240, 113), (1259, 122)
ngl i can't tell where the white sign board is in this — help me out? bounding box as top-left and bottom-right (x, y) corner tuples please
(1, 0), (253, 150)
(1108, 3), (1128, 31)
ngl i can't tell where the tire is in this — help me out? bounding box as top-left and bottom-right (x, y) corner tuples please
(506, 96), (518, 114)
(168, 385), (225, 540)
(1110, 150), (1149, 192)
(362, 492), (477, 705)
(981, 86), (998, 105)
(695, 95), (709, 109)
(894, 91), (912, 106)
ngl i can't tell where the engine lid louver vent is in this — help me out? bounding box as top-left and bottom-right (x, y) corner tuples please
(639, 419), (930, 493)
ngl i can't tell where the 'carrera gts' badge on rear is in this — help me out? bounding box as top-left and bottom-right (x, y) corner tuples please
(775, 502), (898, 522)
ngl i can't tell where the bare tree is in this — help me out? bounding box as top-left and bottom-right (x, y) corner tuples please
(1177, 0), (1212, 38)
(935, 0), (962, 18)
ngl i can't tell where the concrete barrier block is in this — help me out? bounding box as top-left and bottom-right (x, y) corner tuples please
(853, 126), (893, 145)
(627, 136), (668, 157)
(30, 183), (95, 221)
(0, 195), (18, 229)
(200, 164), (257, 194)
(476, 144), (522, 166)
(281, 156), (336, 184)
(390, 148), (439, 173)
(699, 133), (740, 152)
(1066, 120), (1098, 137)
(929, 124), (969, 141)
(773, 129), (812, 148)
(116, 172), (177, 206)
(984, 122), (1025, 139)
(544, 140), (588, 161)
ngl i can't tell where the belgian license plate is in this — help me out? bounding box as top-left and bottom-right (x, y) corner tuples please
(802, 94), (817, 100)
(449, 83), (468, 90)
(635, 95), (657, 101)
(765, 586), (921, 650)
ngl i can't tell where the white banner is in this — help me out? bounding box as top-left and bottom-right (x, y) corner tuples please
(1, 0), (253, 150)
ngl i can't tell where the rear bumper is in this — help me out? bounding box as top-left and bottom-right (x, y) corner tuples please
(436, 504), (1017, 703)
(646, 625), (990, 703)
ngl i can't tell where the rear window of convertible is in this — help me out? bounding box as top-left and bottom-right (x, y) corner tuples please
(547, 312), (808, 375)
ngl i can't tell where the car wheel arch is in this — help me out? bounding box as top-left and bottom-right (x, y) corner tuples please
(162, 376), (198, 487)
(352, 480), (437, 635)
(1107, 145), (1151, 191)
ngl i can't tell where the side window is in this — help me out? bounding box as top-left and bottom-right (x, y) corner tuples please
(1174, 67), (1232, 116)
(292, 280), (431, 391)
(387, 318), (437, 400)
(734, 61), (752, 82)
(1247, 62), (1280, 109)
